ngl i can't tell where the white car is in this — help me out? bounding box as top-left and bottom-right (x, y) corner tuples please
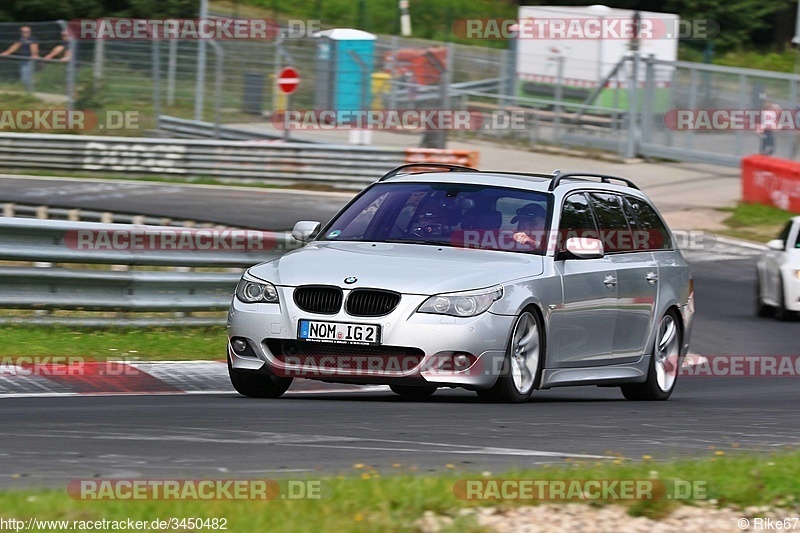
(756, 216), (800, 320)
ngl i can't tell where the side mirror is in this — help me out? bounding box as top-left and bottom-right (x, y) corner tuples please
(292, 221), (321, 243)
(767, 239), (785, 251)
(559, 237), (605, 260)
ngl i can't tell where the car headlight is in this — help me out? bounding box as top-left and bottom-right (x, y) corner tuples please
(796, 270), (800, 281)
(235, 271), (279, 303)
(417, 285), (503, 317)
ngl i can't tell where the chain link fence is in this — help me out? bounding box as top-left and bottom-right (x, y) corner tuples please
(4, 20), (800, 165)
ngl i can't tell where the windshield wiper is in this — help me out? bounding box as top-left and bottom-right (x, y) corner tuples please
(384, 238), (455, 247)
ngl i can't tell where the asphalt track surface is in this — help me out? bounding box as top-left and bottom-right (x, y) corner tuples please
(0, 175), (351, 230)
(1, 178), (799, 487)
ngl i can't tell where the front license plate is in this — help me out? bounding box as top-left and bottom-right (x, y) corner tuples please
(298, 320), (381, 345)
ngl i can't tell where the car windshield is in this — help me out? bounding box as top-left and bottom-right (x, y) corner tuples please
(319, 182), (551, 254)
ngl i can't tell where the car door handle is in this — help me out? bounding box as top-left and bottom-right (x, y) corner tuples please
(646, 272), (659, 284)
(603, 275), (617, 288)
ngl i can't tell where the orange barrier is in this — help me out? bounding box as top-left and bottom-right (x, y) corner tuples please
(385, 47), (447, 85)
(741, 155), (800, 213)
(405, 148), (479, 168)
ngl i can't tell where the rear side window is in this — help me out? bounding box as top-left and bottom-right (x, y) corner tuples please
(558, 193), (598, 249)
(587, 193), (632, 252)
(623, 195), (673, 250)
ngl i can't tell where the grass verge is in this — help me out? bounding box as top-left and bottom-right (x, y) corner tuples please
(0, 451), (797, 532)
(717, 202), (796, 243)
(0, 326), (226, 361)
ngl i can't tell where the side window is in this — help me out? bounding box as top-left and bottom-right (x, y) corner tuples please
(795, 224), (800, 249)
(558, 192), (598, 249)
(587, 193), (632, 252)
(623, 195), (673, 251)
(777, 221), (792, 249)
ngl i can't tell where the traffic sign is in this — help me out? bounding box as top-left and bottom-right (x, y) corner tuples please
(277, 67), (300, 95)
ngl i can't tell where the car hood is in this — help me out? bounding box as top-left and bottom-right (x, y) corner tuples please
(248, 241), (544, 294)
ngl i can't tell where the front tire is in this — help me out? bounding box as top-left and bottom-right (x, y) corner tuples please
(621, 311), (682, 401)
(389, 384), (437, 399)
(228, 357), (293, 398)
(477, 310), (543, 404)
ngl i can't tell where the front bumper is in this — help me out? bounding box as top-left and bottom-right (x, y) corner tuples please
(227, 287), (514, 389)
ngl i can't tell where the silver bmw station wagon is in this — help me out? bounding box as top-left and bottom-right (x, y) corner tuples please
(227, 165), (694, 403)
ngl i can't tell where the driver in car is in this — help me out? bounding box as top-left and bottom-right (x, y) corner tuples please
(511, 203), (546, 248)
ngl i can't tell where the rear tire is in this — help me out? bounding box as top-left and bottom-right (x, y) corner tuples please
(228, 357), (292, 398)
(755, 272), (774, 318)
(389, 384), (437, 399)
(478, 310), (543, 404)
(621, 310), (682, 401)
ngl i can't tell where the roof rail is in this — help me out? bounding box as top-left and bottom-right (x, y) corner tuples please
(378, 163), (478, 182)
(548, 172), (639, 191)
(478, 170), (557, 180)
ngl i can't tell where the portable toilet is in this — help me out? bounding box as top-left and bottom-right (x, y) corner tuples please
(314, 28), (376, 121)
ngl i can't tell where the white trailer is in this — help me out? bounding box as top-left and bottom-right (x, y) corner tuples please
(515, 5), (678, 106)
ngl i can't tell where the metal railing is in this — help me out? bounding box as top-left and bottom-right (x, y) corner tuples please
(0, 132), (478, 187)
(0, 218), (294, 325)
(0, 132), (409, 188)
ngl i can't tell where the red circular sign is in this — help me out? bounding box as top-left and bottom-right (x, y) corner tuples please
(277, 67), (300, 95)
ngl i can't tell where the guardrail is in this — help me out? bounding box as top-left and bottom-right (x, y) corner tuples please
(157, 116), (319, 143)
(0, 133), (479, 188)
(2, 203), (218, 227)
(0, 218), (294, 326)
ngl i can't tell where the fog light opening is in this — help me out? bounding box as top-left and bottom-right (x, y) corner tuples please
(453, 353), (471, 369)
(230, 337), (257, 358)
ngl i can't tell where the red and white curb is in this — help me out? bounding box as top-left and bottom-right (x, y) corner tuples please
(0, 360), (388, 398)
(0, 357), (708, 398)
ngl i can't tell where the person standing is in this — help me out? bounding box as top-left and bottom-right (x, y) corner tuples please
(0, 26), (40, 92)
(43, 30), (73, 62)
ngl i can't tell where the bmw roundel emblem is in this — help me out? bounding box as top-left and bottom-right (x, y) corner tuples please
(344, 276), (357, 284)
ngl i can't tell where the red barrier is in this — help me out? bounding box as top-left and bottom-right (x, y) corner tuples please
(741, 155), (800, 213)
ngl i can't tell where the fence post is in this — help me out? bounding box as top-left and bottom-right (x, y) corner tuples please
(554, 55), (564, 140)
(387, 35), (398, 112)
(685, 65), (698, 150)
(210, 41), (224, 139)
(93, 38), (104, 91)
(624, 53), (640, 158)
(640, 54), (655, 145)
(167, 39), (177, 106)
(736, 73), (747, 155)
(152, 38), (162, 124)
(194, 0), (209, 121)
(66, 39), (77, 110)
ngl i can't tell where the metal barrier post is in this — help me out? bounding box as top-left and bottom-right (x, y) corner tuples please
(624, 53), (640, 158)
